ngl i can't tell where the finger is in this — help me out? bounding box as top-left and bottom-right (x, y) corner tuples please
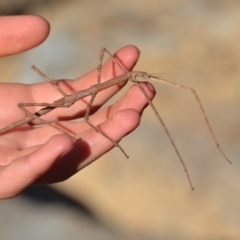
(0, 109), (141, 200)
(37, 110), (141, 178)
(24, 110), (142, 176)
(99, 82), (156, 119)
(2, 109), (141, 191)
(20, 82), (155, 148)
(28, 45), (140, 120)
(76, 109), (142, 170)
(0, 135), (73, 199)
(70, 82), (156, 134)
(0, 15), (50, 56)
(0, 46), (139, 124)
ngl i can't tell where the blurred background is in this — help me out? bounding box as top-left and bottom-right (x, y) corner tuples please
(0, 0), (240, 239)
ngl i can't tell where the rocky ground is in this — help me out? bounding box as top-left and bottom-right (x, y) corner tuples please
(1, 0), (240, 239)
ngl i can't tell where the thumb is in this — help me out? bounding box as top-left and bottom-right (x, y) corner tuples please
(0, 135), (73, 199)
(0, 15), (49, 56)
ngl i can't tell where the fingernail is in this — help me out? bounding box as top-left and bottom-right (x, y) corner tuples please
(146, 82), (155, 93)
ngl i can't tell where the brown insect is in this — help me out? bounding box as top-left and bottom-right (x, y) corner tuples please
(0, 48), (231, 190)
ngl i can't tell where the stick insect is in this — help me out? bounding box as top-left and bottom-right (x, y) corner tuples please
(0, 47), (231, 190)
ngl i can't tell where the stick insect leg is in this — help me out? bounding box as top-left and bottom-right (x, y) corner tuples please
(31, 65), (68, 97)
(84, 92), (129, 158)
(97, 47), (127, 84)
(150, 76), (231, 164)
(133, 80), (195, 190)
(83, 48), (128, 157)
(18, 103), (75, 141)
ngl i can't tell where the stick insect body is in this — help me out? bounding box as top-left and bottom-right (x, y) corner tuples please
(0, 48), (231, 190)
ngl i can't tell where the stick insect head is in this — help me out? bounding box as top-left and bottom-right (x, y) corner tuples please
(138, 71), (150, 79)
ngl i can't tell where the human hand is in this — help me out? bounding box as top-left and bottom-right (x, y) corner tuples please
(0, 15), (156, 199)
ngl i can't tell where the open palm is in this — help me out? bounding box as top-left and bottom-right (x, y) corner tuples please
(0, 15), (155, 199)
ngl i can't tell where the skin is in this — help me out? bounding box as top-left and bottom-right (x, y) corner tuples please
(0, 15), (156, 199)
